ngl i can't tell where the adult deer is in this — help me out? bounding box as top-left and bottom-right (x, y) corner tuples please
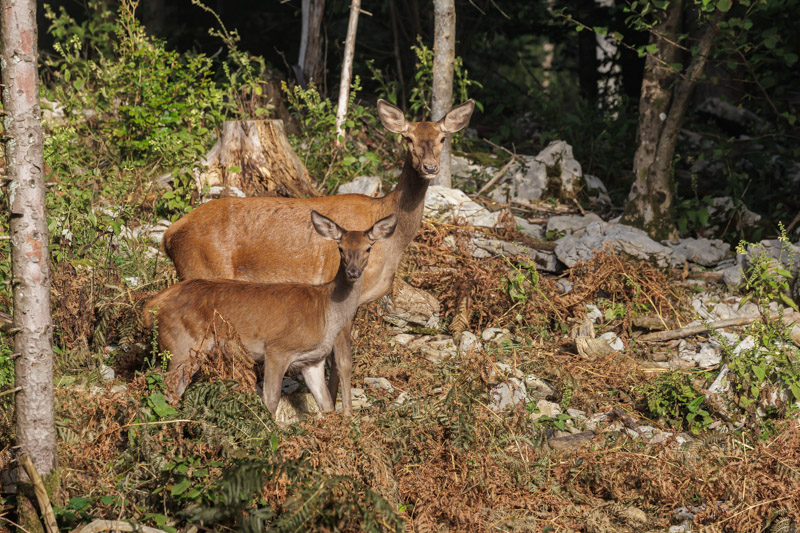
(163, 99), (475, 414)
(146, 211), (397, 414)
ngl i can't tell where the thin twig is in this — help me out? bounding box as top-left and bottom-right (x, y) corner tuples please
(20, 455), (59, 533)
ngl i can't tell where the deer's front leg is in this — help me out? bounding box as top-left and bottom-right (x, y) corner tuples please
(302, 358), (334, 412)
(263, 353), (289, 415)
(332, 322), (354, 416)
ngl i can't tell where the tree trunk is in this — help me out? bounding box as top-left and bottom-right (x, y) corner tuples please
(334, 0), (360, 144)
(298, 0), (325, 86)
(431, 0), (456, 188)
(196, 120), (319, 198)
(622, 5), (724, 240)
(621, 0), (683, 240)
(1, 0), (59, 528)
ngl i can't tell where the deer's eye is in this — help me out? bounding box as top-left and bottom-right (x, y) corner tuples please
(403, 136), (413, 144)
(440, 137), (446, 144)
(366, 247), (372, 253)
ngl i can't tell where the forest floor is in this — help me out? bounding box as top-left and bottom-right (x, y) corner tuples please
(3, 200), (799, 533)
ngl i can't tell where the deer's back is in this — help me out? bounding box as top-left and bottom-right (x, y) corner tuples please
(165, 196), (393, 288)
(147, 279), (329, 355)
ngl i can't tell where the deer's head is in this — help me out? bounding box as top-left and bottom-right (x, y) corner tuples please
(377, 99), (475, 180)
(311, 211), (398, 281)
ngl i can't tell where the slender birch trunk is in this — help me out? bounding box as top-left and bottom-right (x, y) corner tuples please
(431, 0), (456, 187)
(334, 0), (360, 144)
(1, 0), (58, 529)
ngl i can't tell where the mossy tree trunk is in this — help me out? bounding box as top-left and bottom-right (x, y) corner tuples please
(1, 0), (59, 529)
(622, 3), (725, 241)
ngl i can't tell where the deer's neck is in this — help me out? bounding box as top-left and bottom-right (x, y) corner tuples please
(388, 150), (429, 245)
(325, 265), (363, 333)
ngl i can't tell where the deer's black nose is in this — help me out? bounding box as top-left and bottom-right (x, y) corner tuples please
(423, 164), (438, 174)
(346, 266), (361, 280)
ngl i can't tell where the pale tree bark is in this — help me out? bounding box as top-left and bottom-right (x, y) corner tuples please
(298, 0), (325, 86)
(622, 3), (725, 240)
(1, 0), (59, 528)
(334, 0), (360, 144)
(431, 0), (456, 188)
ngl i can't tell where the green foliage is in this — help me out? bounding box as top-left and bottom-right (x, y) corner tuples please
(0, 333), (13, 390)
(408, 38), (484, 120)
(639, 373), (713, 434)
(187, 457), (403, 532)
(501, 258), (540, 305)
(719, 229), (800, 420)
(283, 78), (383, 193)
(676, 174), (714, 236)
(44, 0), (224, 171)
(190, 0), (272, 119)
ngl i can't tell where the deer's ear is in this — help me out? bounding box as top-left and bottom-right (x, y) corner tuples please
(311, 210), (343, 242)
(377, 99), (409, 133)
(440, 100), (475, 133)
(367, 213), (398, 242)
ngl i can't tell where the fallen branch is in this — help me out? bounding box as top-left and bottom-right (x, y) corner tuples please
(20, 455), (58, 533)
(475, 157), (515, 196)
(639, 312), (800, 346)
(73, 520), (170, 533)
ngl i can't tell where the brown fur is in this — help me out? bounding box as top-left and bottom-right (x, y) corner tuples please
(147, 212), (398, 415)
(162, 100), (474, 413)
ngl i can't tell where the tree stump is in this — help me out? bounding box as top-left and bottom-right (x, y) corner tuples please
(197, 119), (319, 198)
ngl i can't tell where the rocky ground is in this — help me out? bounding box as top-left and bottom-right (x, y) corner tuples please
(3, 140), (800, 533)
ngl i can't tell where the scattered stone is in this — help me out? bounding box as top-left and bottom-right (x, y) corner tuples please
(585, 412), (610, 431)
(576, 336), (615, 358)
(718, 264), (743, 286)
(546, 213), (603, 237)
(694, 343), (722, 368)
(489, 378), (527, 411)
(707, 196), (762, 235)
(583, 174), (611, 205)
(547, 430), (596, 451)
(364, 377), (394, 393)
(586, 304), (603, 323)
(524, 376), (557, 400)
(649, 430), (675, 444)
(379, 278), (440, 330)
(458, 331), (482, 354)
(99, 364), (115, 383)
(392, 391), (410, 407)
(133, 220), (171, 245)
(621, 506), (648, 524)
(471, 236), (560, 272)
(556, 278), (573, 294)
(486, 362), (523, 384)
(451, 153), (494, 180)
(514, 218), (545, 239)
(400, 335), (458, 364)
(337, 176), (382, 197)
(669, 237), (730, 267)
(554, 221), (675, 268)
(490, 141), (583, 204)
(481, 327), (512, 345)
(274, 392), (319, 427)
(566, 408), (587, 424)
(599, 331), (624, 351)
(425, 186), (503, 227)
(529, 399), (562, 421)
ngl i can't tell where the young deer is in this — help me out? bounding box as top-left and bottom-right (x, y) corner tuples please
(163, 100), (475, 414)
(145, 211), (397, 415)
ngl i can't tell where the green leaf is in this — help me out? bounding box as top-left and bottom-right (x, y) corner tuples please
(716, 0), (732, 12)
(170, 477), (191, 496)
(69, 497), (91, 511)
(790, 383), (800, 401)
(225, 165), (241, 173)
(751, 384), (760, 398)
(753, 363), (767, 382)
(646, 43), (658, 55)
(593, 26), (608, 36)
(737, 293), (754, 309)
(779, 292), (799, 311)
